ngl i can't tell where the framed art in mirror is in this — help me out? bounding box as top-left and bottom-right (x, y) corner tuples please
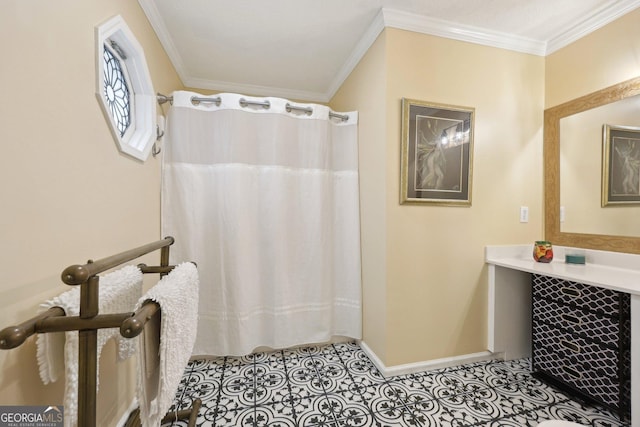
(400, 98), (474, 206)
(602, 124), (640, 206)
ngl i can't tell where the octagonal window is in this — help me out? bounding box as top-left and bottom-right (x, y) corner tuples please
(96, 15), (156, 161)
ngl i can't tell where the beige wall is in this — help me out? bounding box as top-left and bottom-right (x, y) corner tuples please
(385, 31), (545, 366)
(333, 29), (545, 367)
(331, 34), (389, 362)
(546, 8), (640, 108)
(0, 1), (182, 425)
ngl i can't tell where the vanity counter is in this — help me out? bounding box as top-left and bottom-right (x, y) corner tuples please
(485, 244), (640, 426)
(486, 245), (640, 295)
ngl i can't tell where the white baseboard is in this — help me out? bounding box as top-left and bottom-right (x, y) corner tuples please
(358, 340), (503, 378)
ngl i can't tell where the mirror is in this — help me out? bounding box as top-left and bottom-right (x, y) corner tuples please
(544, 75), (640, 254)
(560, 94), (640, 236)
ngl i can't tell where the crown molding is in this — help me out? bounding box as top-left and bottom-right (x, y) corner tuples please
(138, 0), (191, 84)
(324, 7), (545, 100)
(381, 8), (547, 56)
(327, 4), (640, 98)
(325, 9), (387, 101)
(140, 1), (640, 102)
(546, 0), (640, 54)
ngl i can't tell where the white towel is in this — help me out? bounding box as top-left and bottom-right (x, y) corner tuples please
(36, 265), (142, 427)
(136, 262), (199, 427)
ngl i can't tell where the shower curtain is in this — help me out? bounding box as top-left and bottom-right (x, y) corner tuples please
(161, 91), (362, 356)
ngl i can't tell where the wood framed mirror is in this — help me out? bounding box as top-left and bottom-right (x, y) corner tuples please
(544, 75), (640, 254)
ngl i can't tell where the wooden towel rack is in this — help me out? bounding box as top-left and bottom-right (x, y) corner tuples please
(0, 236), (200, 427)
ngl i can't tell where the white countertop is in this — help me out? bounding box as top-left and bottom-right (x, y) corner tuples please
(486, 245), (640, 295)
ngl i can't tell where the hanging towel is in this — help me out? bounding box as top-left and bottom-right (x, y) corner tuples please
(136, 262), (199, 427)
(36, 265), (143, 427)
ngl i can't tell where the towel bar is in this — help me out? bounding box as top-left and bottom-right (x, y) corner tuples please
(120, 301), (160, 338)
(61, 237), (174, 285)
(0, 307), (65, 349)
(0, 237), (200, 427)
(1, 302), (164, 345)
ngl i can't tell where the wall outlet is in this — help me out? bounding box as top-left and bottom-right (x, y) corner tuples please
(520, 206), (529, 223)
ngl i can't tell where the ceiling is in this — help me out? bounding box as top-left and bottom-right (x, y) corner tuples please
(139, 0), (640, 102)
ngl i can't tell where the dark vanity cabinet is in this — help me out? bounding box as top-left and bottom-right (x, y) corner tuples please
(531, 274), (631, 417)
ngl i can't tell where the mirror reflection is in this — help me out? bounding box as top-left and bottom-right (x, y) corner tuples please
(560, 94), (640, 237)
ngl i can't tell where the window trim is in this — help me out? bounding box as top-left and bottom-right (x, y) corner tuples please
(95, 15), (156, 162)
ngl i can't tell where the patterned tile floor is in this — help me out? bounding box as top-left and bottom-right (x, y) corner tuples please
(164, 341), (629, 426)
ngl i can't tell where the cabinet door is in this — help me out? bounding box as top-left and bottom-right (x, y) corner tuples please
(532, 320), (621, 408)
(532, 275), (621, 315)
(532, 297), (620, 349)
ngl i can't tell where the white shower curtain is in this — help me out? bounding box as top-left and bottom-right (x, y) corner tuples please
(161, 91), (362, 356)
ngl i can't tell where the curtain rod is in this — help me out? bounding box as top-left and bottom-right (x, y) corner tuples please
(156, 93), (349, 122)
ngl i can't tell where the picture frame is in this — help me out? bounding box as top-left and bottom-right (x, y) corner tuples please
(602, 124), (640, 206)
(400, 98), (474, 205)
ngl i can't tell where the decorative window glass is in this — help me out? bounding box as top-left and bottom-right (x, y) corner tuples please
(103, 42), (132, 137)
(96, 15), (156, 161)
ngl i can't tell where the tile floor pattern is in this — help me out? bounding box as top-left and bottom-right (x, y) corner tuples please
(164, 342), (629, 427)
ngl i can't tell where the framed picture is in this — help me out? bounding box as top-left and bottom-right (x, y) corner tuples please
(400, 98), (474, 205)
(602, 124), (640, 206)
